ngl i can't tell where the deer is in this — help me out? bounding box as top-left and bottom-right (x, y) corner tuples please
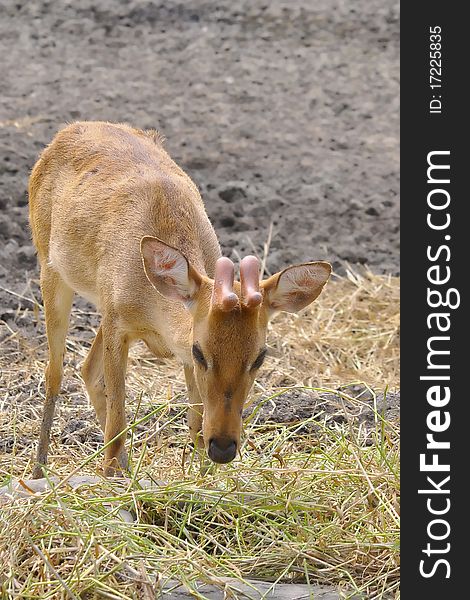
(28, 121), (331, 478)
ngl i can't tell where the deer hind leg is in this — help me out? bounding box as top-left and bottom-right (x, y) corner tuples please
(33, 266), (74, 479)
(81, 326), (107, 432)
(102, 319), (130, 476)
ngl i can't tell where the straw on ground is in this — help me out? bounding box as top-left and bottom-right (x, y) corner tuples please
(0, 269), (400, 599)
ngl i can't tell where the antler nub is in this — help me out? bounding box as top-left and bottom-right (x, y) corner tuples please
(240, 255), (263, 308)
(211, 257), (239, 312)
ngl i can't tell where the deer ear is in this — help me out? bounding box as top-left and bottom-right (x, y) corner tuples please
(140, 236), (202, 306)
(261, 262), (331, 314)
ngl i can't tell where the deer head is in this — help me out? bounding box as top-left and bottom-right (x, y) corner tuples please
(141, 236), (331, 464)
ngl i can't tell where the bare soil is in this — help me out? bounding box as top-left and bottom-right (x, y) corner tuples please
(0, 0), (399, 296)
(0, 0), (400, 469)
(0, 4), (399, 594)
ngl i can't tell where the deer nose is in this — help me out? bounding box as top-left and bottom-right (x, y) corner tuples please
(208, 437), (237, 464)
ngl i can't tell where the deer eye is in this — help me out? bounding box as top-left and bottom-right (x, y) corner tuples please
(192, 344), (208, 369)
(251, 347), (267, 371)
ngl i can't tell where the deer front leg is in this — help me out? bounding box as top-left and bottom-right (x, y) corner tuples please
(102, 321), (129, 476)
(184, 365), (204, 449)
(33, 268), (74, 479)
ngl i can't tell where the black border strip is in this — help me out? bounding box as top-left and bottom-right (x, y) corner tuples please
(401, 5), (466, 597)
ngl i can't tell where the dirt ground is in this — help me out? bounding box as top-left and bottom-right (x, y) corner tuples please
(0, 0), (400, 451)
(0, 0), (399, 293)
(0, 0), (400, 438)
(0, 3), (399, 595)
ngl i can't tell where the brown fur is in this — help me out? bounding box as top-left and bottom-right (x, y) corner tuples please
(29, 121), (331, 476)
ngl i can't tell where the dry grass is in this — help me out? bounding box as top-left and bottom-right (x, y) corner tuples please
(0, 269), (400, 599)
(264, 267), (399, 389)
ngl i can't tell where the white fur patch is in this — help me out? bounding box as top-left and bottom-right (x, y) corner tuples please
(142, 238), (198, 304)
(276, 264), (324, 295)
(270, 263), (330, 312)
(152, 246), (190, 296)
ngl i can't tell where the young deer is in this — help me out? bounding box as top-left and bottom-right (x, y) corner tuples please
(29, 121), (331, 477)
